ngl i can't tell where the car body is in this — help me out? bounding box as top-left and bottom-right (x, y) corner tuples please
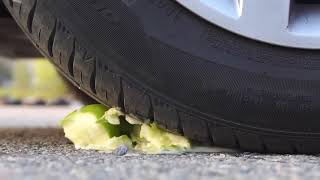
(0, 2), (39, 57)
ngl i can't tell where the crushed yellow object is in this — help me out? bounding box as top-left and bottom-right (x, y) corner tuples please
(134, 123), (191, 153)
(60, 104), (131, 151)
(125, 115), (143, 125)
(60, 105), (191, 154)
(103, 107), (123, 125)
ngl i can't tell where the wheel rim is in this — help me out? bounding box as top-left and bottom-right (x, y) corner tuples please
(175, 0), (320, 49)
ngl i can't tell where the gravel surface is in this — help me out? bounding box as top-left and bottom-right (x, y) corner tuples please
(0, 107), (319, 180)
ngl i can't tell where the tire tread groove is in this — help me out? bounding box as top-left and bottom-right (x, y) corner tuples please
(26, 0), (36, 33)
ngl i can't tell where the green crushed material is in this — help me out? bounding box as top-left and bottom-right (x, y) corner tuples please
(103, 107), (123, 125)
(60, 104), (191, 154)
(125, 115), (143, 125)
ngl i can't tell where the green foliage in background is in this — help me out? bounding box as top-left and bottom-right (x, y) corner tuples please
(1, 59), (68, 100)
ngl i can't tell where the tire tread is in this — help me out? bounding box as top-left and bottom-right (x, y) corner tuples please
(4, 0), (320, 154)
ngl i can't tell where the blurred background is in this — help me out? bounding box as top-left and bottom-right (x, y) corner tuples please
(0, 13), (90, 128)
(0, 15), (91, 107)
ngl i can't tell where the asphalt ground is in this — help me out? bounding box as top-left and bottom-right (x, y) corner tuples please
(0, 106), (319, 180)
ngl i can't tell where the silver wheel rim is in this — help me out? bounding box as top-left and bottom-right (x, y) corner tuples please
(175, 0), (320, 49)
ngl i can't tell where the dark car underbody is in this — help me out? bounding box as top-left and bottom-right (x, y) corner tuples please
(0, 1), (40, 58)
(0, 18), (41, 57)
(0, 1), (9, 17)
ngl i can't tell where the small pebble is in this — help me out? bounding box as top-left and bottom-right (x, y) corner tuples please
(113, 145), (128, 156)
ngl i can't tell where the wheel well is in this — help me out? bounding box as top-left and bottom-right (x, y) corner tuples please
(0, 1), (10, 17)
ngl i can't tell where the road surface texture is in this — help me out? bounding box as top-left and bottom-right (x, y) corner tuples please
(0, 106), (319, 180)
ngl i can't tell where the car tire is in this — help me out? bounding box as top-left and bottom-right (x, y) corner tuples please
(4, 0), (320, 154)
